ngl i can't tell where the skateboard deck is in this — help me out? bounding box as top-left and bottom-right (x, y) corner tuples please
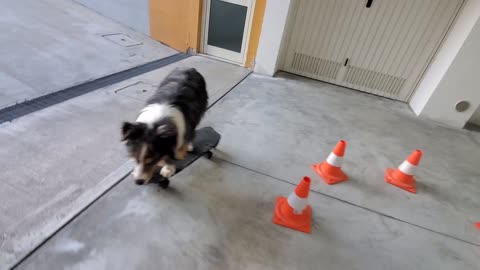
(150, 126), (221, 188)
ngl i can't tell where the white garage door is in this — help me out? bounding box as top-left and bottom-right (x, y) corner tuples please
(282, 0), (463, 101)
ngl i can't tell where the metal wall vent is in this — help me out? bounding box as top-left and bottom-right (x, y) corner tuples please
(343, 66), (406, 96)
(291, 52), (341, 80)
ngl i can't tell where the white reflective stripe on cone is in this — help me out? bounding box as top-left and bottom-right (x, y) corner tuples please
(287, 192), (309, 214)
(326, 152), (343, 167)
(398, 160), (416, 175)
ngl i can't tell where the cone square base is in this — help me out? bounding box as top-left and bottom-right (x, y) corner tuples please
(312, 163), (349, 185)
(385, 168), (416, 193)
(272, 197), (311, 233)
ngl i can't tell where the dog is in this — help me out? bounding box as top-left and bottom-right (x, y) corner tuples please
(121, 68), (208, 184)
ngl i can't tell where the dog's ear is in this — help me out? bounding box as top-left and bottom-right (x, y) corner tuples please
(121, 122), (146, 141)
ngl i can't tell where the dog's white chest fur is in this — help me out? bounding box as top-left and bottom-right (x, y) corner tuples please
(136, 104), (185, 149)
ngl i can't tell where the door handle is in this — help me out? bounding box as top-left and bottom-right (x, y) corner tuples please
(366, 0), (373, 8)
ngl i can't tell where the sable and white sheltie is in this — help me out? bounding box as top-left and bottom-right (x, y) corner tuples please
(121, 68), (208, 184)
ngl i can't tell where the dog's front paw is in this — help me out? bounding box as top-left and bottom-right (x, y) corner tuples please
(160, 165), (176, 178)
(187, 143), (194, 152)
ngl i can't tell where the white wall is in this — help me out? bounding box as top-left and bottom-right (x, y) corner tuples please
(74, 0), (150, 36)
(410, 0), (480, 128)
(254, 0), (293, 76)
(470, 106), (480, 125)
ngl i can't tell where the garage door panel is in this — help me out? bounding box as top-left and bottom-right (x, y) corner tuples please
(361, 0), (405, 80)
(330, 1), (361, 63)
(346, 0), (387, 67)
(318, 0), (350, 60)
(283, 0), (463, 101)
(401, 0), (462, 100)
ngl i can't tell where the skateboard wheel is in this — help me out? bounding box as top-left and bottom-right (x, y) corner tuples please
(158, 179), (170, 189)
(204, 151), (213, 159)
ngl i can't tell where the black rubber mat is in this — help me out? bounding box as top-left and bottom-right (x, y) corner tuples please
(0, 53), (190, 124)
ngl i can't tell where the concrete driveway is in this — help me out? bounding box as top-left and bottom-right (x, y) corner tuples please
(2, 0), (480, 269)
(0, 0), (176, 110)
(14, 73), (480, 270)
(0, 56), (250, 270)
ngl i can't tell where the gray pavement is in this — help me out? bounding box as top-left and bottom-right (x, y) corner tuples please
(14, 71), (480, 270)
(203, 72), (480, 245)
(17, 160), (480, 270)
(2, 1), (480, 267)
(0, 0), (177, 110)
(74, 0), (150, 36)
(0, 56), (250, 270)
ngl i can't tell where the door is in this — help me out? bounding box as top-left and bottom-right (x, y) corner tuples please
(283, 0), (463, 101)
(149, 0), (202, 52)
(203, 0), (254, 63)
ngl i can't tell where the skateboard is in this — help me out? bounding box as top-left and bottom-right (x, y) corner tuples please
(150, 126), (221, 189)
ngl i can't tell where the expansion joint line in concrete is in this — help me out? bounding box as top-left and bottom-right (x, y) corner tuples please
(10, 70), (253, 270)
(216, 158), (480, 248)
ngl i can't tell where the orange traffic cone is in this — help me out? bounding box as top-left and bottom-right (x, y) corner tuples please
(273, 177), (312, 233)
(385, 150), (423, 193)
(475, 223), (480, 230)
(312, 140), (349, 185)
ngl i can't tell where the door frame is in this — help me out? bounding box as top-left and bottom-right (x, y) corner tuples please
(201, 0), (256, 65)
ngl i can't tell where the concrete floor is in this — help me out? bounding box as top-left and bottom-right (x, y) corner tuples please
(14, 73), (480, 269)
(74, 0), (150, 36)
(0, 0), (177, 109)
(17, 162), (480, 270)
(203, 73), (480, 246)
(0, 56), (250, 270)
